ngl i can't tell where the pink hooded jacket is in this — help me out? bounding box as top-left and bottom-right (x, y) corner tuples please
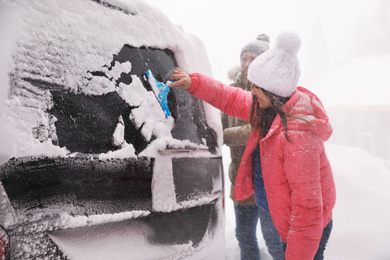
(188, 73), (336, 260)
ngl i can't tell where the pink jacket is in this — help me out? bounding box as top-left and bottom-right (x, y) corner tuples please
(188, 73), (336, 260)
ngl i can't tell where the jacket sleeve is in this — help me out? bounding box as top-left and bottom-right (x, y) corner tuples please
(283, 131), (324, 260)
(188, 73), (252, 121)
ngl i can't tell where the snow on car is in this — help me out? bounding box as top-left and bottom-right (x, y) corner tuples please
(0, 0), (224, 259)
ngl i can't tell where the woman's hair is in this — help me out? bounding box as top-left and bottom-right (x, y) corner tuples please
(250, 88), (292, 141)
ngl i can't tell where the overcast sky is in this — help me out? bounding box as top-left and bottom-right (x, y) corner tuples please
(144, 0), (390, 106)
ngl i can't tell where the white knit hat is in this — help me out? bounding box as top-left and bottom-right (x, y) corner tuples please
(247, 31), (301, 97)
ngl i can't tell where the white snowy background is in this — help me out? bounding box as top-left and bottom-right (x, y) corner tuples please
(145, 0), (390, 260)
(0, 0), (389, 259)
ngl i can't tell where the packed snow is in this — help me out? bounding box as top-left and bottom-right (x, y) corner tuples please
(0, 0), (220, 162)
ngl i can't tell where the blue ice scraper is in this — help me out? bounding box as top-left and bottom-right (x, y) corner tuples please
(145, 69), (173, 118)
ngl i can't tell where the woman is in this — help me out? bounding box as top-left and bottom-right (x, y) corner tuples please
(170, 32), (336, 260)
(222, 34), (284, 260)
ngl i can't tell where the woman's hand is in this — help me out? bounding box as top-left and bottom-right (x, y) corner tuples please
(169, 68), (192, 90)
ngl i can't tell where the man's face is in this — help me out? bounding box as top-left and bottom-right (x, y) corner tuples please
(240, 51), (258, 75)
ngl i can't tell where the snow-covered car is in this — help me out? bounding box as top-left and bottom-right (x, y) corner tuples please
(0, 0), (224, 259)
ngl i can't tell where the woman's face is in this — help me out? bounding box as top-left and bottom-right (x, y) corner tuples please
(251, 83), (271, 109)
(240, 51), (258, 75)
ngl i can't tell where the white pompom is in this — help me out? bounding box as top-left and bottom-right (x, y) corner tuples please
(276, 31), (301, 54)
